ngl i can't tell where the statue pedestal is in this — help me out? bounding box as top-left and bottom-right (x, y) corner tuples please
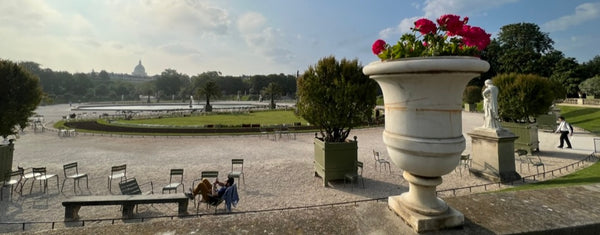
(468, 128), (521, 182)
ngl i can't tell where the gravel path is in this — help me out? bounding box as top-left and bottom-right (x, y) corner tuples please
(0, 104), (596, 233)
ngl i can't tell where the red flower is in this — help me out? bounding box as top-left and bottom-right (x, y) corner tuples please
(460, 26), (491, 51)
(437, 14), (467, 36)
(371, 39), (387, 55)
(414, 18), (437, 35)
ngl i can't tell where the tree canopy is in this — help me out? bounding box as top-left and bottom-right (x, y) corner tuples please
(493, 73), (558, 122)
(297, 56), (378, 142)
(0, 60), (43, 137)
(196, 80), (221, 112)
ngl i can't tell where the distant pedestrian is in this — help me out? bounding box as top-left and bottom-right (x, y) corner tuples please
(555, 116), (573, 149)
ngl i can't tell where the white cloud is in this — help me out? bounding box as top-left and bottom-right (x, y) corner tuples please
(380, 0), (517, 42)
(421, 0), (518, 18)
(379, 16), (420, 40)
(110, 0), (231, 39)
(237, 12), (294, 64)
(0, 0), (62, 32)
(542, 2), (600, 32)
(237, 12), (267, 34)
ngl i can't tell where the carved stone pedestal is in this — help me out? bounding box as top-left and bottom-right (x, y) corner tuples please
(468, 127), (521, 182)
(389, 194), (464, 233)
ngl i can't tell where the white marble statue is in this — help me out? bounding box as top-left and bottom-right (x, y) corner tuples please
(482, 79), (501, 129)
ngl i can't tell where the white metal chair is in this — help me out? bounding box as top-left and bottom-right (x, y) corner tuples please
(373, 150), (391, 173)
(1, 168), (23, 200)
(108, 164), (127, 193)
(162, 169), (184, 193)
(29, 167), (59, 194)
(228, 159), (245, 186)
(61, 162), (89, 194)
(344, 161), (365, 190)
(455, 154), (471, 176)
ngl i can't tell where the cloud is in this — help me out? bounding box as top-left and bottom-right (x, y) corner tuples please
(542, 2), (600, 32)
(237, 12), (294, 64)
(380, 0), (517, 41)
(0, 0), (62, 32)
(421, 0), (518, 18)
(106, 0), (231, 40)
(379, 16), (420, 39)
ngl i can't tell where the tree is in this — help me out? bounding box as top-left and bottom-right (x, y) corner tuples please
(493, 73), (558, 123)
(581, 56), (600, 79)
(491, 23), (556, 76)
(196, 80), (221, 112)
(98, 70), (110, 81)
(156, 69), (187, 100)
(261, 82), (282, 109)
(0, 60), (43, 138)
(579, 75), (600, 97)
(463, 85), (482, 104)
(549, 57), (583, 97)
(297, 56), (378, 142)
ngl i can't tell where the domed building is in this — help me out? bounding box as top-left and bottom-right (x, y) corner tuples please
(132, 60), (147, 77)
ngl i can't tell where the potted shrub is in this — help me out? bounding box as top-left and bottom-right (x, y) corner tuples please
(297, 56), (378, 187)
(463, 85), (482, 112)
(0, 60), (43, 181)
(494, 73), (560, 153)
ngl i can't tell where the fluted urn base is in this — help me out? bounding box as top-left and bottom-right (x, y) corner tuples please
(388, 171), (464, 232)
(389, 195), (464, 233)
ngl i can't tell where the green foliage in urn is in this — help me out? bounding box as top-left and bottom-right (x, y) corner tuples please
(0, 60), (43, 138)
(297, 56), (378, 142)
(493, 73), (560, 123)
(463, 85), (482, 104)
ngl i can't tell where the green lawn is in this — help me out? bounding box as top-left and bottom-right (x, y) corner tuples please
(556, 105), (600, 136)
(116, 110), (307, 127)
(498, 105), (600, 192)
(499, 160), (600, 192)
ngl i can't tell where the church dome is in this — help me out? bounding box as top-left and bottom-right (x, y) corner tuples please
(132, 60), (147, 77)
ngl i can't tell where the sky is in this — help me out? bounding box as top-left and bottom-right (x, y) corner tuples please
(1, 0), (599, 76)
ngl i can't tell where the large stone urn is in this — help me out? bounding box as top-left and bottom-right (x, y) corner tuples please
(363, 57), (489, 232)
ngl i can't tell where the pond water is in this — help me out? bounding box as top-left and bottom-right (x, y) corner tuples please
(72, 102), (266, 112)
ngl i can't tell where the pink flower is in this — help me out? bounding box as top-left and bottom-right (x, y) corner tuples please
(460, 26), (491, 51)
(414, 18), (437, 35)
(371, 39), (387, 55)
(437, 14), (467, 36)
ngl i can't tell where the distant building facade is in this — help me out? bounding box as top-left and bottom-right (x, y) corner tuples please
(107, 60), (154, 82)
(132, 60), (147, 77)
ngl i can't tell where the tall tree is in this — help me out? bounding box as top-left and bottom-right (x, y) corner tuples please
(196, 80), (221, 112)
(550, 57), (583, 97)
(491, 23), (556, 75)
(156, 69), (187, 100)
(261, 82), (282, 109)
(0, 60), (43, 137)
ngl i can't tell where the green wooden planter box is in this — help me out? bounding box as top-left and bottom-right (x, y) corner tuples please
(0, 142), (15, 182)
(502, 122), (539, 154)
(314, 138), (357, 187)
(464, 103), (477, 112)
(536, 114), (558, 131)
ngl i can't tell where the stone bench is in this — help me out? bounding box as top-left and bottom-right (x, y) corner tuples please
(62, 194), (188, 221)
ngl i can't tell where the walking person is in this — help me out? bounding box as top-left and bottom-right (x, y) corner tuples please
(555, 116), (573, 149)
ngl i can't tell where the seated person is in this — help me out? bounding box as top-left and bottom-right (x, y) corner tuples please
(187, 177), (234, 205)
